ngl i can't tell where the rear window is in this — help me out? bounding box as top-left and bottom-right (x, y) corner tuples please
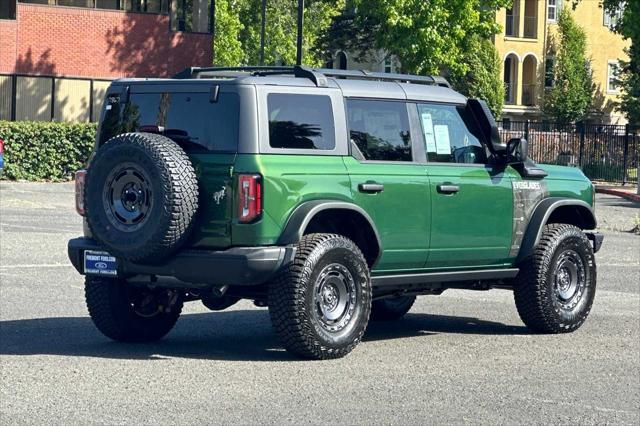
(267, 94), (335, 150)
(99, 91), (239, 152)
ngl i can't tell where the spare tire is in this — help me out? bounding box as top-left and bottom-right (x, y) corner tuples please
(84, 132), (199, 263)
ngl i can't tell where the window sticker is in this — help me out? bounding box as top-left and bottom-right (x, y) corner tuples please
(433, 124), (451, 155)
(421, 112), (437, 153)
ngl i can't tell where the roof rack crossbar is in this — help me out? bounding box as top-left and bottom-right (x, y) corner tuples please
(173, 66), (449, 88)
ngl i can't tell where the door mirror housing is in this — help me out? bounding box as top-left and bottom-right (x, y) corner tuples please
(466, 99), (506, 154)
(506, 137), (528, 163)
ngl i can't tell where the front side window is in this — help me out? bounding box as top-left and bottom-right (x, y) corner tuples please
(347, 99), (412, 162)
(417, 103), (487, 164)
(267, 94), (335, 150)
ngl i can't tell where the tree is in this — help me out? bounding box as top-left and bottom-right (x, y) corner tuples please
(602, 0), (640, 125)
(543, 8), (594, 125)
(315, 0), (509, 117)
(213, 0), (244, 66)
(212, 0), (344, 67)
(449, 36), (505, 117)
(316, 0), (510, 76)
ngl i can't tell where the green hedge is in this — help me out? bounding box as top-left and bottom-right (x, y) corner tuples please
(0, 121), (97, 181)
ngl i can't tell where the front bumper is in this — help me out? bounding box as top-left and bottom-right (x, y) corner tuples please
(68, 237), (295, 287)
(585, 232), (604, 253)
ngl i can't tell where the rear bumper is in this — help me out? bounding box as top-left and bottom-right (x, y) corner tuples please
(68, 237), (295, 287)
(585, 231), (604, 253)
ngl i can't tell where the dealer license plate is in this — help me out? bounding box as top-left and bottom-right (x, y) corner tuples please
(84, 250), (118, 276)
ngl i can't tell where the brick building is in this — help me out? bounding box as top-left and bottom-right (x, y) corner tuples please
(0, 0), (213, 121)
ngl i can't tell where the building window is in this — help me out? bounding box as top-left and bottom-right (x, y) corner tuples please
(173, 0), (214, 33)
(603, 6), (624, 29)
(337, 52), (348, 70)
(545, 56), (555, 88)
(607, 61), (620, 93)
(547, 0), (562, 22)
(1, 0), (16, 19)
(17, 0), (170, 13)
(384, 57), (393, 73)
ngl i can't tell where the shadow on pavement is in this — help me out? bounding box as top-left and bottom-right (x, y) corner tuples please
(0, 310), (527, 361)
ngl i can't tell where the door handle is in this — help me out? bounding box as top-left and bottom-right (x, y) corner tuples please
(436, 184), (460, 194)
(358, 183), (384, 193)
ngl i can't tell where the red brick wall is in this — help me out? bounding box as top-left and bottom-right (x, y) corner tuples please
(0, 4), (213, 79)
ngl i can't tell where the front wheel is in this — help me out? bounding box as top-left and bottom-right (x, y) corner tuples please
(268, 234), (372, 360)
(514, 224), (596, 333)
(85, 277), (183, 342)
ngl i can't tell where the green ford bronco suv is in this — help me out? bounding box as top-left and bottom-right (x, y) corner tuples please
(68, 66), (603, 359)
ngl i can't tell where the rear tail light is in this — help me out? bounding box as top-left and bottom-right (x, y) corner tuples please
(75, 170), (87, 216)
(0, 138), (4, 154)
(237, 174), (262, 223)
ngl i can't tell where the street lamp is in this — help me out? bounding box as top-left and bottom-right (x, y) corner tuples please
(296, 0), (304, 65)
(260, 0), (267, 65)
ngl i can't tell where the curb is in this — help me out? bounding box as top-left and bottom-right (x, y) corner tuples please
(595, 187), (640, 203)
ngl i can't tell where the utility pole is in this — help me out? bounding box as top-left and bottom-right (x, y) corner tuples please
(296, 0), (304, 65)
(260, 0), (267, 65)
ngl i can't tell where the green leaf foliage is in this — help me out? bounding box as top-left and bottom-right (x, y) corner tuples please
(449, 36), (505, 118)
(213, 0), (345, 67)
(0, 121), (96, 181)
(602, 0), (639, 125)
(316, 0), (510, 76)
(543, 8), (594, 125)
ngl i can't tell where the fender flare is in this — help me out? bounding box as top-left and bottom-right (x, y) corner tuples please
(277, 200), (383, 264)
(516, 198), (596, 263)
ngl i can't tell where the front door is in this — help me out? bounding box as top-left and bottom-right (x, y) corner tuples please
(343, 99), (431, 272)
(415, 102), (514, 269)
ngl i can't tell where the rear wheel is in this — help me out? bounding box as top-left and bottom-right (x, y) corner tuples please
(371, 296), (416, 321)
(85, 277), (183, 342)
(268, 234), (372, 360)
(514, 224), (596, 333)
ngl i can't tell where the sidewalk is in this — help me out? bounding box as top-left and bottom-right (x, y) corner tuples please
(595, 184), (640, 202)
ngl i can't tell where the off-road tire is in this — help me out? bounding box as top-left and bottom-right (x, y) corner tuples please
(85, 132), (198, 263)
(268, 234), (372, 360)
(514, 224), (596, 333)
(85, 277), (183, 342)
(371, 296), (416, 321)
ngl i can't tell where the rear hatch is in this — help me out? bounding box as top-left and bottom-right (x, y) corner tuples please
(97, 83), (240, 249)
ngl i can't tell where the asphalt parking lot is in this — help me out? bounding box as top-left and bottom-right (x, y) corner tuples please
(1, 182), (638, 425)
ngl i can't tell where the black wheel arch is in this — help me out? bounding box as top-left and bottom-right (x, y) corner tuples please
(277, 200), (382, 268)
(517, 198), (596, 263)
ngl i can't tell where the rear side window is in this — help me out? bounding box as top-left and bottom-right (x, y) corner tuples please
(417, 103), (487, 164)
(267, 94), (335, 150)
(101, 92), (240, 152)
(346, 99), (412, 162)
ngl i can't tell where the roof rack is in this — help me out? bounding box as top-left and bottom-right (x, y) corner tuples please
(173, 66), (450, 88)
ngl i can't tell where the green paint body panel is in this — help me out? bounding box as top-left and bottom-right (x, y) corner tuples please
(184, 152), (595, 274)
(424, 164), (514, 268)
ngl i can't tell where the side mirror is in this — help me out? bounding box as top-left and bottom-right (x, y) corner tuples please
(507, 138), (528, 163)
(467, 99), (506, 154)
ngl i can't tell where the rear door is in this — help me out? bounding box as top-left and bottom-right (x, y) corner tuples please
(343, 99), (431, 272)
(99, 85), (241, 249)
(415, 102), (514, 268)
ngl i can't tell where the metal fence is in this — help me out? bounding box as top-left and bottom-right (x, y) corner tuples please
(500, 121), (639, 184)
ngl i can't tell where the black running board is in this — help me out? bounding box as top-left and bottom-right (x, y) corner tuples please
(371, 268), (519, 288)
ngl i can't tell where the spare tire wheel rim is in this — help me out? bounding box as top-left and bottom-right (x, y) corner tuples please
(103, 162), (153, 232)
